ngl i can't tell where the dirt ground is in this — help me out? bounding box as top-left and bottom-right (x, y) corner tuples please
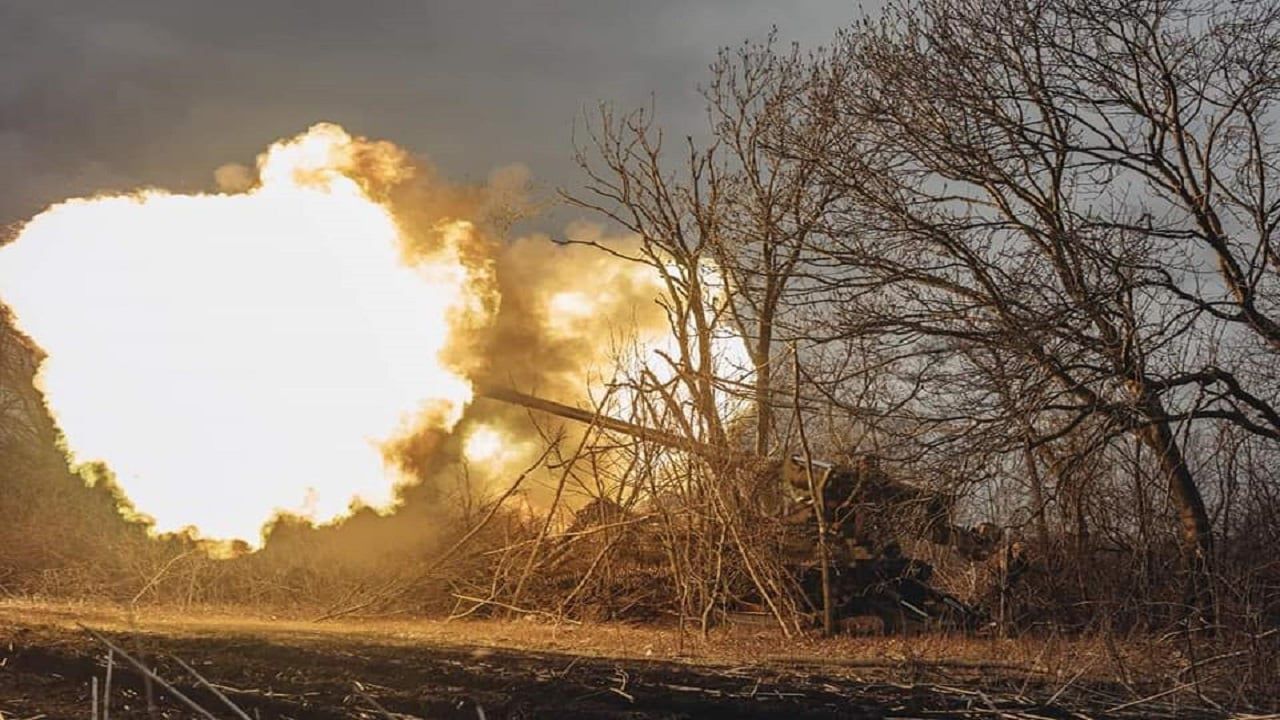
(0, 601), (1230, 719)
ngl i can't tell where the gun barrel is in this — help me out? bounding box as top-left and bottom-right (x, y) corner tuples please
(475, 385), (734, 460)
(476, 386), (1000, 560)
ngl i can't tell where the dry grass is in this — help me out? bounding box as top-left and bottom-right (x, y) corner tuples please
(0, 597), (1177, 687)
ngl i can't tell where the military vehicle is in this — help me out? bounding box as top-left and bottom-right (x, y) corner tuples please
(478, 385), (1000, 633)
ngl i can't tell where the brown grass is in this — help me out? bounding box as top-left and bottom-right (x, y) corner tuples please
(0, 597), (1178, 688)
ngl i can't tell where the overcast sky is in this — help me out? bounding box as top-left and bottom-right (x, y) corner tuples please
(1, 1), (865, 230)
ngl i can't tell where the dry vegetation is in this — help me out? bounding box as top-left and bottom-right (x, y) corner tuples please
(0, 600), (1252, 718)
(2, 0), (1280, 715)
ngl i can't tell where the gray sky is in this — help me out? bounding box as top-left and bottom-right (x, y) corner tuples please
(1, 1), (862, 229)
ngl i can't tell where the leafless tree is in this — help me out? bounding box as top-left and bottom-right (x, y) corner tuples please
(565, 103), (734, 447)
(764, 0), (1280, 618)
(564, 38), (842, 458)
(702, 35), (842, 455)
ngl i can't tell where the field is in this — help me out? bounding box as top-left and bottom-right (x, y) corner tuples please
(0, 600), (1241, 719)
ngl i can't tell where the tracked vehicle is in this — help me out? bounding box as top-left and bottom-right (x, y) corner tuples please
(478, 385), (1000, 633)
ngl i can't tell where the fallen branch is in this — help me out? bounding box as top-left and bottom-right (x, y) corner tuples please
(172, 655), (253, 720)
(450, 593), (581, 624)
(352, 681), (422, 720)
(1107, 677), (1217, 714)
(76, 624), (219, 720)
(102, 649), (113, 720)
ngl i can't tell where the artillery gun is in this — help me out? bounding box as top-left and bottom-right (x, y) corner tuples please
(477, 385), (1000, 633)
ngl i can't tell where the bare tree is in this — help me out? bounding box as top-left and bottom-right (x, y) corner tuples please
(565, 39), (841, 459)
(566, 104), (734, 448)
(563, 92), (827, 633)
(768, 0), (1280, 616)
(703, 35), (841, 455)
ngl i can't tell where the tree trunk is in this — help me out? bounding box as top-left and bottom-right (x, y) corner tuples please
(753, 317), (774, 456)
(1021, 436), (1051, 551)
(1137, 395), (1214, 620)
(794, 348), (834, 636)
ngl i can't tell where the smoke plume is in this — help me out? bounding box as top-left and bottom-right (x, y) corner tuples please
(0, 123), (690, 552)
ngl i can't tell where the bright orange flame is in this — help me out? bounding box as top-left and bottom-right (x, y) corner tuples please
(0, 124), (489, 543)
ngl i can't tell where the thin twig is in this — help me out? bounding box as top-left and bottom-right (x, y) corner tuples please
(172, 655), (253, 720)
(130, 549), (195, 606)
(1046, 662), (1092, 706)
(1107, 677), (1211, 713)
(76, 624), (219, 720)
(451, 594), (581, 623)
(102, 649), (113, 720)
(314, 438), (561, 623)
(351, 681), (399, 720)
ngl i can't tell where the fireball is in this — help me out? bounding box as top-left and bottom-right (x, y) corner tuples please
(0, 124), (489, 542)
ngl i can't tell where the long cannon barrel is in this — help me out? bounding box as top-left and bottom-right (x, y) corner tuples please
(475, 384), (740, 461)
(476, 384), (1001, 560)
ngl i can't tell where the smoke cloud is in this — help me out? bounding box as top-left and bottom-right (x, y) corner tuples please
(0, 123), (691, 555)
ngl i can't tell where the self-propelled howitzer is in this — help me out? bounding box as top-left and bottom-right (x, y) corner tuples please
(476, 384), (999, 632)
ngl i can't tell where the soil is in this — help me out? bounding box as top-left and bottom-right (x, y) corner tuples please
(0, 603), (1226, 719)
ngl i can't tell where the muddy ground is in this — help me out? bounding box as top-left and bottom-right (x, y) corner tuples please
(0, 604), (1227, 719)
